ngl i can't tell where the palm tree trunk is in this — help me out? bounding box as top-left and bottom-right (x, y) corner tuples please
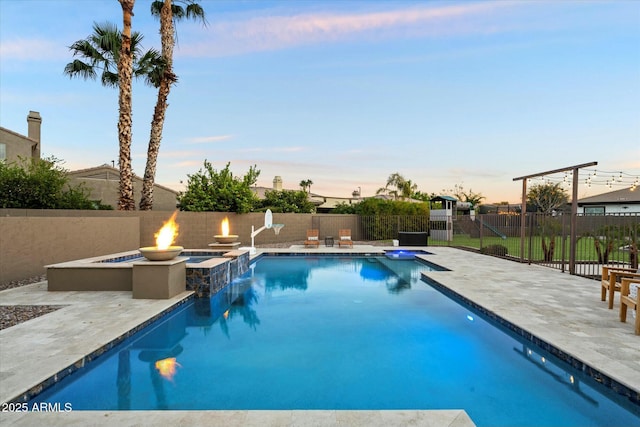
(140, 0), (175, 210)
(117, 0), (136, 211)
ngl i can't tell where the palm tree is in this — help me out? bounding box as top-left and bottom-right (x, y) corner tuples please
(376, 172), (416, 200)
(299, 179), (313, 194)
(139, 0), (206, 210)
(400, 179), (418, 200)
(65, 19), (163, 211)
(117, 0), (136, 210)
(64, 23), (161, 89)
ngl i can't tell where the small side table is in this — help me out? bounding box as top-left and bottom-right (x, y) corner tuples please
(325, 236), (334, 247)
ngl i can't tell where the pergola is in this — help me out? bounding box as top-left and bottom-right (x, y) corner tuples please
(513, 161), (597, 275)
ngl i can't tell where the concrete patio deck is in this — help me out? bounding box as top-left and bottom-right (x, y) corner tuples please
(1, 246), (638, 426)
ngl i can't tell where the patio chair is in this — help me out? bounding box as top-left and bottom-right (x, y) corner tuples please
(601, 266), (640, 309)
(338, 229), (353, 248)
(619, 277), (640, 335)
(304, 229), (320, 248)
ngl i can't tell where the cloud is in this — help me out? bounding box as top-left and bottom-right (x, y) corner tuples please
(0, 38), (66, 61)
(274, 146), (305, 153)
(446, 168), (507, 179)
(240, 146), (306, 153)
(180, 1), (521, 58)
(185, 135), (234, 144)
(172, 160), (204, 168)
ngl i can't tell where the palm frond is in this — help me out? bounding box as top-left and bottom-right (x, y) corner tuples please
(101, 71), (119, 88)
(135, 48), (165, 87)
(185, 3), (207, 26)
(63, 59), (97, 80)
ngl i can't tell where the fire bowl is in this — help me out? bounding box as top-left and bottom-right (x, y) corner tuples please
(139, 246), (184, 261)
(213, 235), (238, 244)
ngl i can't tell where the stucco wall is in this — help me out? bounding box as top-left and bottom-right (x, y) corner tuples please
(0, 210), (359, 283)
(0, 216), (139, 283)
(0, 128), (35, 164)
(136, 211), (319, 248)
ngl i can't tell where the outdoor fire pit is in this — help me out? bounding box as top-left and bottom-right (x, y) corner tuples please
(140, 212), (184, 261)
(139, 246), (183, 261)
(214, 217), (238, 244)
(210, 217), (241, 249)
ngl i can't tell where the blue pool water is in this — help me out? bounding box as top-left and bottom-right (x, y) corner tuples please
(30, 256), (639, 426)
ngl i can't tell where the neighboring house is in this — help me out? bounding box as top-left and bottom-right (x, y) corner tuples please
(68, 164), (179, 211)
(577, 187), (640, 214)
(252, 176), (362, 212)
(1, 111), (178, 210)
(0, 111), (42, 163)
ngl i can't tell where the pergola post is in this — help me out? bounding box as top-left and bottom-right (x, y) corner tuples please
(569, 166), (579, 274)
(513, 161), (597, 275)
(520, 179), (527, 264)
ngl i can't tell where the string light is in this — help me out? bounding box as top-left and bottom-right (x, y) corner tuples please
(531, 168), (639, 191)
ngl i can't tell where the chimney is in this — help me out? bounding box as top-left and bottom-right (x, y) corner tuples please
(27, 111), (42, 159)
(273, 176), (283, 191)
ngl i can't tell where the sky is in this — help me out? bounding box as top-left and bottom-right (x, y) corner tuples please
(1, 0), (639, 204)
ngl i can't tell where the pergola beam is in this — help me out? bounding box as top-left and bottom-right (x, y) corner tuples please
(512, 161), (598, 182)
(513, 161), (597, 274)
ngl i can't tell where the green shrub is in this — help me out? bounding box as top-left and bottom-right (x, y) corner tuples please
(0, 157), (108, 209)
(480, 244), (508, 256)
(177, 161), (260, 213)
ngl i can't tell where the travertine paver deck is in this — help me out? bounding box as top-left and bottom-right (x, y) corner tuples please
(1, 246), (638, 426)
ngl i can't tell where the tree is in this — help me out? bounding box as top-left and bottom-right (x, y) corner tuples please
(299, 179), (313, 194)
(261, 190), (315, 213)
(0, 157), (109, 209)
(117, 0), (136, 210)
(333, 198), (429, 216)
(65, 21), (161, 209)
(64, 22), (161, 89)
(447, 183), (485, 207)
(65, 19), (164, 212)
(582, 224), (639, 266)
(412, 191), (432, 202)
(376, 172), (418, 200)
(527, 183), (569, 214)
(527, 183), (569, 262)
(177, 161), (260, 212)
(140, 0), (206, 210)
(333, 198), (430, 240)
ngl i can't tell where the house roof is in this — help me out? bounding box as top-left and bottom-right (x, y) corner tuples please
(431, 195), (458, 202)
(577, 187), (639, 205)
(0, 126), (38, 144)
(68, 164), (179, 194)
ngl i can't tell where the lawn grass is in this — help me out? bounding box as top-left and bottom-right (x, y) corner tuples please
(430, 235), (632, 263)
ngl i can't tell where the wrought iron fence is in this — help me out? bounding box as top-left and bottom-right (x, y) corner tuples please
(429, 212), (639, 279)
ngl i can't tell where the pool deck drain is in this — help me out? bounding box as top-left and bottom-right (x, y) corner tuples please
(1, 246), (639, 426)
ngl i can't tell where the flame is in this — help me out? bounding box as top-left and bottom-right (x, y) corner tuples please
(223, 309), (229, 319)
(155, 357), (181, 381)
(221, 217), (230, 237)
(155, 211), (179, 250)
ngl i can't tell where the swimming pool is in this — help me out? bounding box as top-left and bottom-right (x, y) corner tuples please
(28, 255), (640, 426)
